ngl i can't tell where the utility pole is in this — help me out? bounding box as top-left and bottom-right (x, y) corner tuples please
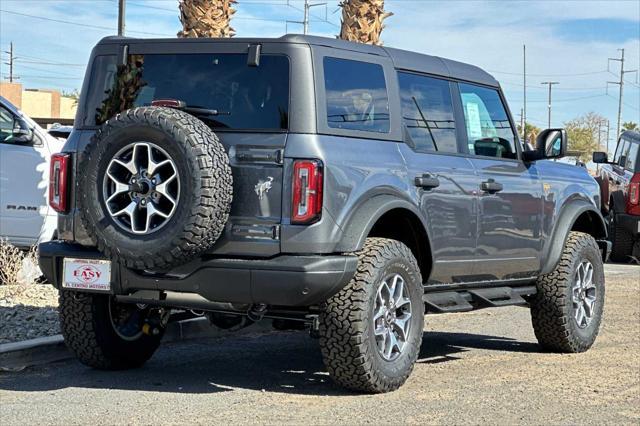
(541, 81), (559, 128)
(519, 108), (524, 141)
(523, 44), (527, 143)
(606, 119), (610, 156)
(3, 42), (17, 83)
(118, 0), (126, 36)
(608, 49), (638, 138)
(288, 0), (326, 35)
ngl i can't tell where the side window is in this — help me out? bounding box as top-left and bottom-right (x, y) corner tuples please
(323, 57), (390, 133)
(398, 72), (457, 153)
(613, 140), (628, 165)
(0, 106), (14, 142)
(458, 83), (517, 159)
(625, 142), (638, 172)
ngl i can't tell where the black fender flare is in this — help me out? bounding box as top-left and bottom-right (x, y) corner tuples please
(541, 200), (607, 275)
(334, 194), (430, 253)
(609, 190), (627, 215)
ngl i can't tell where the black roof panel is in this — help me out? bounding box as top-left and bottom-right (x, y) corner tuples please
(96, 34), (498, 87)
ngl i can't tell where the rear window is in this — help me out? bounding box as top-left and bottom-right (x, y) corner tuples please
(87, 53), (290, 130)
(323, 57), (390, 133)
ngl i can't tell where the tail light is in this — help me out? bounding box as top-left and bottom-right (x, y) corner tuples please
(291, 159), (323, 224)
(49, 153), (70, 213)
(627, 173), (640, 215)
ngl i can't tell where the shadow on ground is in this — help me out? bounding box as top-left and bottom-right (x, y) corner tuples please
(0, 329), (543, 396)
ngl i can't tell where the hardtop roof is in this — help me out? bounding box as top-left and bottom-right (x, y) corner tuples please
(96, 34), (499, 87)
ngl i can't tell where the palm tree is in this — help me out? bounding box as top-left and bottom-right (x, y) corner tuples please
(178, 0), (237, 38)
(338, 0), (392, 46)
(622, 121), (638, 132)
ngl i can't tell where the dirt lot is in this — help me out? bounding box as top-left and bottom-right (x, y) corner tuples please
(0, 264), (638, 425)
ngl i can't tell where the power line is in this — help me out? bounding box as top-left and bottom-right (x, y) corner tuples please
(489, 69), (609, 77)
(509, 94), (607, 103)
(12, 74), (82, 80)
(0, 9), (172, 36)
(501, 81), (606, 91)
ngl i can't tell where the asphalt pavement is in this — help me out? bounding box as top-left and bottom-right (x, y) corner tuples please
(1, 264), (638, 425)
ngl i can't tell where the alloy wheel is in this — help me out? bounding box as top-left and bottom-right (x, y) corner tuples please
(373, 273), (413, 361)
(102, 142), (180, 235)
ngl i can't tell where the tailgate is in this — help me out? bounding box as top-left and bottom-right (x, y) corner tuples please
(209, 132), (286, 257)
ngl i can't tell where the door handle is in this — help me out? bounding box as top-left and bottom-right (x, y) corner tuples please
(414, 173), (440, 190)
(481, 179), (503, 194)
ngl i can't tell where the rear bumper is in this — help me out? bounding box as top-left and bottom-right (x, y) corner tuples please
(616, 213), (640, 236)
(38, 241), (358, 307)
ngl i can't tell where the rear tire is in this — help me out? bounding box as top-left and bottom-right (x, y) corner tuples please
(318, 238), (424, 393)
(59, 290), (163, 370)
(530, 232), (605, 353)
(609, 212), (634, 262)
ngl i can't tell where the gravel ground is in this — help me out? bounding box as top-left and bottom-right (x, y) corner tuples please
(0, 284), (59, 344)
(0, 264), (638, 425)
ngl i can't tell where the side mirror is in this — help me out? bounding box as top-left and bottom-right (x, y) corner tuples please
(9, 120), (34, 144)
(592, 151), (608, 164)
(618, 155), (627, 168)
(523, 128), (567, 162)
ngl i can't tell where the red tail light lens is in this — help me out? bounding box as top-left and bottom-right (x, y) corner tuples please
(49, 153), (70, 213)
(627, 173), (640, 215)
(291, 159), (323, 224)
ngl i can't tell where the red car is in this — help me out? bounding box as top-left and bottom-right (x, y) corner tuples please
(593, 130), (640, 262)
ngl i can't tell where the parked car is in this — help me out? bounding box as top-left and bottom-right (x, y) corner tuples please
(47, 123), (74, 140)
(0, 96), (65, 248)
(593, 130), (640, 262)
(39, 35), (610, 393)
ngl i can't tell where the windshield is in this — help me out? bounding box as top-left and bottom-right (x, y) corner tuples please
(88, 53), (290, 131)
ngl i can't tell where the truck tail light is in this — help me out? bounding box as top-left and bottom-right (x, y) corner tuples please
(627, 173), (640, 215)
(49, 153), (70, 213)
(291, 159), (323, 224)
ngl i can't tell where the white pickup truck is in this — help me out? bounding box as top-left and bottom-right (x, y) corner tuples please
(0, 96), (65, 248)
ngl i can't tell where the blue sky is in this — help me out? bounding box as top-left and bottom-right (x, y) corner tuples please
(1, 0), (638, 147)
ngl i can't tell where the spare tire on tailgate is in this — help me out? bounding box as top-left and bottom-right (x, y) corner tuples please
(78, 107), (233, 269)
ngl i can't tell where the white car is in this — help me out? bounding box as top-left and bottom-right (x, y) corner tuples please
(0, 96), (65, 248)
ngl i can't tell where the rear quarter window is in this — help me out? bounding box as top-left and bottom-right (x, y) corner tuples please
(323, 57), (390, 134)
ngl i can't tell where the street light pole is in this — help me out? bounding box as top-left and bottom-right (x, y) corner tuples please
(541, 81), (559, 128)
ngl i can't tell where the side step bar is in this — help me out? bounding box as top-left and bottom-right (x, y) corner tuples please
(423, 285), (537, 314)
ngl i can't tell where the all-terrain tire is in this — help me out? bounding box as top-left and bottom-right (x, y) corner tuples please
(609, 212), (634, 262)
(59, 290), (163, 370)
(318, 238), (424, 393)
(78, 107), (232, 269)
(530, 231), (605, 353)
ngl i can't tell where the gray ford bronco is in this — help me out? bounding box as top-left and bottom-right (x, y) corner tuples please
(39, 35), (611, 393)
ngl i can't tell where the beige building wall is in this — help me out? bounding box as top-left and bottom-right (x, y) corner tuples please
(0, 83), (23, 108)
(60, 97), (77, 119)
(22, 90), (53, 118)
(0, 83), (77, 120)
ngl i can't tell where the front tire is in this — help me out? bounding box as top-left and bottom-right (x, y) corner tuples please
(318, 238), (424, 393)
(59, 290), (163, 370)
(530, 232), (605, 353)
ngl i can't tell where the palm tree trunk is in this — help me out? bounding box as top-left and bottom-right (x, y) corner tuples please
(178, 0), (237, 38)
(338, 0), (392, 46)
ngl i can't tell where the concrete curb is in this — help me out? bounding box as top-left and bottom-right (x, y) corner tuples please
(0, 317), (273, 372)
